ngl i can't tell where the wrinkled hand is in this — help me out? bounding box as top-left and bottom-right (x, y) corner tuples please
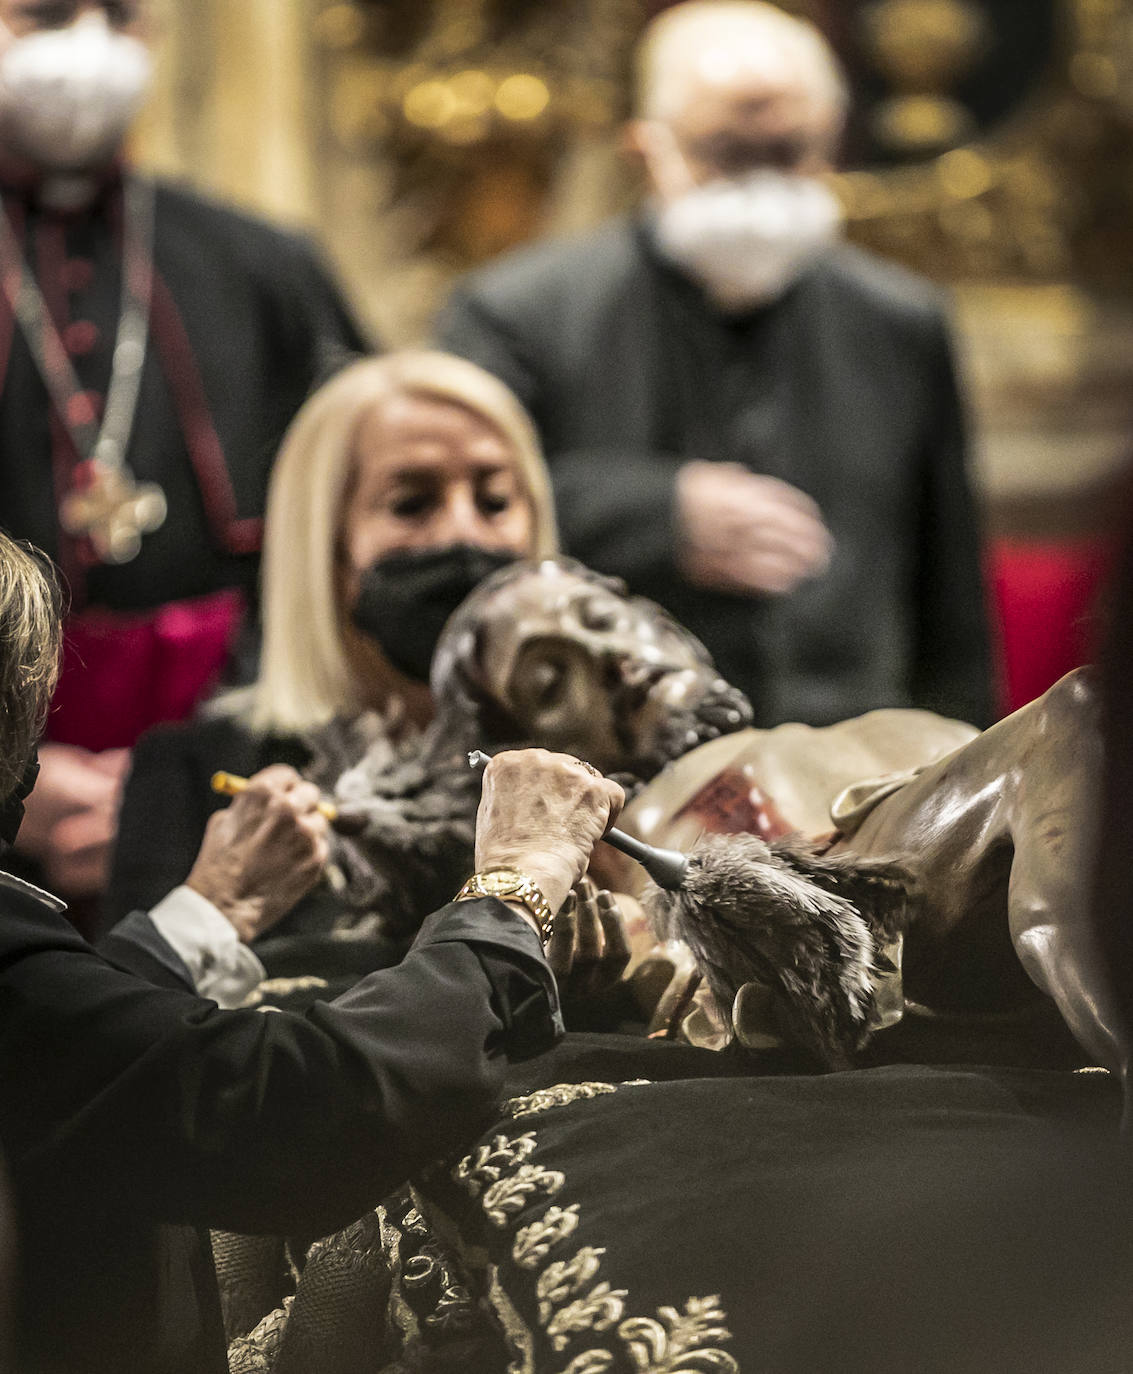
(546, 877), (631, 999)
(186, 765), (330, 942)
(15, 743), (130, 897)
(475, 749), (625, 922)
(677, 461), (833, 596)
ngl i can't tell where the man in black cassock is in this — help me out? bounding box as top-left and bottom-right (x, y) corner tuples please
(0, 530), (625, 1374)
(438, 0), (994, 732)
(0, 0), (368, 902)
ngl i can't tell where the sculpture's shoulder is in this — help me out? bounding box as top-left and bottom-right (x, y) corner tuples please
(624, 711), (978, 855)
(817, 707), (980, 760)
(1038, 665), (1098, 714)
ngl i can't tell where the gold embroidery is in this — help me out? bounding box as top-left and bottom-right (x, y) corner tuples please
(402, 1241), (475, 1332)
(483, 1162), (566, 1226)
(503, 1082), (618, 1118)
(427, 1281), (475, 1333)
(619, 1296), (738, 1373)
(442, 1097), (737, 1374)
(454, 1132), (539, 1194)
(240, 975), (329, 1007)
(513, 1204), (581, 1269)
(537, 1247), (606, 1324)
(562, 1354), (616, 1374)
(376, 1203), (419, 1346)
(402, 1206), (430, 1236)
(383, 1200), (478, 1343)
(403, 1245), (443, 1288)
(546, 1282), (628, 1352)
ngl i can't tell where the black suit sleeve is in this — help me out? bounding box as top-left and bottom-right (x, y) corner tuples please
(96, 909), (197, 991)
(910, 313), (996, 727)
(438, 288), (686, 590)
(2, 893), (559, 1238)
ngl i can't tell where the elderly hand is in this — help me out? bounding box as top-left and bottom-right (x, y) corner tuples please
(546, 877), (632, 998)
(474, 749), (625, 921)
(186, 765), (330, 943)
(677, 460), (833, 597)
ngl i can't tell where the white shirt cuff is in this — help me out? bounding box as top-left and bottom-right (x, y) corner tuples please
(149, 885), (265, 1009)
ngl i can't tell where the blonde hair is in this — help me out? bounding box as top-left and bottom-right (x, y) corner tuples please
(249, 350), (558, 734)
(0, 531), (62, 796)
(635, 0), (848, 124)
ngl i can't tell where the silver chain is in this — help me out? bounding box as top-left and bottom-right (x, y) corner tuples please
(0, 174), (155, 473)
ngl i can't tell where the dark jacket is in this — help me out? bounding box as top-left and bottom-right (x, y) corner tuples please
(0, 871), (558, 1373)
(438, 218), (994, 728)
(0, 175), (367, 615)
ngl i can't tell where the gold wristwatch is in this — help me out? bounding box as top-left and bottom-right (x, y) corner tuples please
(455, 867), (555, 943)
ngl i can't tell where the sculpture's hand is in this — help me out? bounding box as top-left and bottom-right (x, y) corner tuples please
(475, 749), (625, 921)
(186, 765), (330, 942)
(546, 876), (632, 998)
(677, 460), (833, 596)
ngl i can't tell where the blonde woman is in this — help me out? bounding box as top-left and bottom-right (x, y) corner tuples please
(105, 351), (558, 932)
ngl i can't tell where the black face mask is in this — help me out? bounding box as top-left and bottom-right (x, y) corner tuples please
(0, 750), (39, 850)
(352, 544), (519, 683)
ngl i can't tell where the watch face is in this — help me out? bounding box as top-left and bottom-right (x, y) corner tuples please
(480, 869), (524, 896)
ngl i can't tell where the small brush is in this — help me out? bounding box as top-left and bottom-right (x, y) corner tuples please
(466, 750), (689, 891)
(211, 771), (343, 824)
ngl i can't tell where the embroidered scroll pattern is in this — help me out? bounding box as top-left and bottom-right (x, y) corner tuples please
(618, 1298), (738, 1372)
(451, 1086), (737, 1373)
(503, 1081), (618, 1118)
(454, 1131), (540, 1193)
(378, 1188), (485, 1357)
(546, 1282), (629, 1353)
(537, 1248), (607, 1323)
(514, 1205), (582, 1269)
(403, 1241), (476, 1332)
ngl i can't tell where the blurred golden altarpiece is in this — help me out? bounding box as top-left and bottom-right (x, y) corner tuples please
(136, 0), (1133, 532)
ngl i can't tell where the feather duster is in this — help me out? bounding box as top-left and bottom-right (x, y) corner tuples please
(647, 832), (916, 1068)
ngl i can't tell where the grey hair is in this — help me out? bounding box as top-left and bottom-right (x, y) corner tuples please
(0, 531), (62, 796)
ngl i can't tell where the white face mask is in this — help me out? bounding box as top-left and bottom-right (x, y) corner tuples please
(0, 12), (152, 172)
(653, 168), (844, 310)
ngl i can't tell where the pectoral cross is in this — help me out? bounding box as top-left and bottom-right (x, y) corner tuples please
(59, 460), (168, 565)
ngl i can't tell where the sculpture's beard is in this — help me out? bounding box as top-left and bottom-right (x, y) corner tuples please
(613, 674), (754, 794)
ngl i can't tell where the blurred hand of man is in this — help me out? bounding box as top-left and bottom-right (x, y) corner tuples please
(677, 460), (834, 596)
(186, 765), (330, 943)
(474, 749), (625, 924)
(16, 742), (130, 898)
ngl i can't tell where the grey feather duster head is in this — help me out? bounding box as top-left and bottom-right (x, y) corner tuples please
(647, 833), (917, 1068)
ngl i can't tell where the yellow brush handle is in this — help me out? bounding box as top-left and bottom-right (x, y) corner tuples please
(209, 770), (339, 822)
